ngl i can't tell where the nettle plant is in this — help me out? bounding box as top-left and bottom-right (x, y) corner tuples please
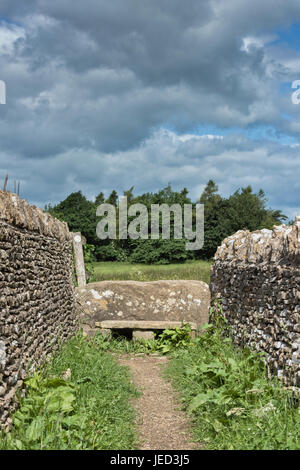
(156, 323), (193, 354)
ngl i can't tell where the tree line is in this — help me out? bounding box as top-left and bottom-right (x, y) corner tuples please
(45, 180), (287, 264)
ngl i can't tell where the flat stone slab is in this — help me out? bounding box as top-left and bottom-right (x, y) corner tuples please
(95, 320), (197, 330)
(77, 280), (210, 336)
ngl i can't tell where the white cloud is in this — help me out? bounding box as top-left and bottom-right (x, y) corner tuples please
(0, 22), (25, 55)
(241, 34), (277, 53)
(1, 129), (297, 220)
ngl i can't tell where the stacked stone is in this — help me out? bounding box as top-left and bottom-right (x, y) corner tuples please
(0, 191), (77, 426)
(210, 216), (300, 388)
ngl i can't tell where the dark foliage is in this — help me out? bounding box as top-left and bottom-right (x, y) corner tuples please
(45, 182), (287, 263)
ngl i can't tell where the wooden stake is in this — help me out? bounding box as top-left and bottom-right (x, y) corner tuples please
(3, 174), (8, 192)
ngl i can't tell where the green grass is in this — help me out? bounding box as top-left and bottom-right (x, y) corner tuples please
(0, 334), (139, 450)
(3, 317), (297, 450)
(165, 324), (300, 450)
(91, 260), (212, 284)
(94, 323), (193, 355)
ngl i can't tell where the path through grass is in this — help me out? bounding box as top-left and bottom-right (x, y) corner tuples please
(118, 354), (199, 450)
(2, 323), (297, 450)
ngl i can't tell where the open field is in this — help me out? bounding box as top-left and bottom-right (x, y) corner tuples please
(92, 260), (212, 284)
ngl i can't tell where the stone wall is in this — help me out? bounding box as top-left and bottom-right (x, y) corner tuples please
(77, 280), (210, 335)
(0, 191), (77, 426)
(210, 216), (300, 388)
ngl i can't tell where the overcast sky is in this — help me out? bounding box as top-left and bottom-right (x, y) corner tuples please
(0, 0), (300, 219)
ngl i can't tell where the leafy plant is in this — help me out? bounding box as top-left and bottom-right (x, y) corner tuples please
(94, 323), (194, 355)
(165, 312), (300, 450)
(83, 244), (95, 283)
(0, 334), (139, 450)
(156, 323), (193, 354)
(3, 374), (77, 449)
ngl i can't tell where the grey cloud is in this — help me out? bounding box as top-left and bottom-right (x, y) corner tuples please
(1, 132), (297, 220)
(0, 0), (299, 217)
(0, 0), (296, 156)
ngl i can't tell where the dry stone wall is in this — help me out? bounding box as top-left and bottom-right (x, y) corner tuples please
(0, 191), (77, 426)
(210, 216), (300, 388)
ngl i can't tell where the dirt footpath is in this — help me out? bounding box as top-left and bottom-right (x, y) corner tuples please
(117, 354), (200, 451)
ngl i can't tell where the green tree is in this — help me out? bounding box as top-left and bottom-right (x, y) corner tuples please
(95, 192), (105, 207)
(106, 190), (118, 206)
(129, 239), (188, 264)
(46, 191), (97, 244)
(45, 183), (287, 263)
(195, 180), (227, 259)
(197, 181), (287, 259)
(225, 186), (287, 233)
(125, 185), (194, 264)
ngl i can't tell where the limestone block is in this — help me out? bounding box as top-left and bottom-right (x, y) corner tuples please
(133, 330), (155, 341)
(77, 280), (210, 330)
